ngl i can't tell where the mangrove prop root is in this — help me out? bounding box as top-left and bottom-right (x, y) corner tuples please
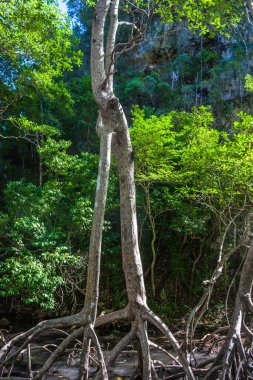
(0, 303), (198, 380)
(33, 328), (82, 380)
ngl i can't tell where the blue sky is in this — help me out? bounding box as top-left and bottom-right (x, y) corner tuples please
(58, 0), (67, 13)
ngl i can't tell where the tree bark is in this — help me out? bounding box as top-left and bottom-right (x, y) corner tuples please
(78, 124), (112, 380)
(90, 0), (195, 378)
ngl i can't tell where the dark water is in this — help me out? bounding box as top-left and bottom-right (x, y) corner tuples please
(2, 329), (216, 379)
(43, 349), (214, 380)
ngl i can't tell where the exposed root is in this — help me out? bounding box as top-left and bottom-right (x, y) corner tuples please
(0, 308), (199, 380)
(200, 326), (251, 380)
(196, 356), (215, 369)
(203, 365), (222, 380)
(151, 362), (160, 380)
(0, 312), (84, 367)
(219, 335), (246, 380)
(77, 325), (91, 380)
(95, 306), (129, 327)
(163, 367), (209, 380)
(94, 300), (197, 379)
(94, 325), (137, 380)
(186, 239), (244, 350)
(33, 328), (82, 380)
(94, 303), (195, 379)
(149, 340), (181, 366)
(185, 207), (250, 351)
(0, 303), (198, 379)
(88, 326), (108, 379)
(202, 242), (253, 380)
(144, 307), (195, 380)
(0, 306), (129, 378)
(109, 327), (136, 365)
(137, 319), (152, 379)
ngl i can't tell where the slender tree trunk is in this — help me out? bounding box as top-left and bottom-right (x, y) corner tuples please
(78, 126), (112, 380)
(143, 185), (157, 299)
(78, 0), (121, 376)
(113, 128), (146, 306)
(90, 0), (195, 378)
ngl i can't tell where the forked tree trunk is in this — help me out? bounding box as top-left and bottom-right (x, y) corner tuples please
(78, 0), (119, 376)
(90, 1), (195, 378)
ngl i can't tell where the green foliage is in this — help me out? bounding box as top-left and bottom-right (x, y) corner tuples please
(131, 106), (253, 206)
(0, 0), (86, 191)
(0, 0), (252, 316)
(0, 139), (99, 309)
(0, 249), (77, 309)
(245, 74), (253, 93)
(123, 0), (242, 34)
(121, 71), (171, 110)
(60, 75), (98, 151)
(0, 0), (82, 96)
(154, 0), (242, 35)
(131, 105), (214, 183)
(132, 106), (253, 301)
(8, 117), (61, 137)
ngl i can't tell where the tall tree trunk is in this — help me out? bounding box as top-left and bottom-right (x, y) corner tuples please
(90, 0), (195, 378)
(113, 128), (146, 305)
(78, 126), (112, 380)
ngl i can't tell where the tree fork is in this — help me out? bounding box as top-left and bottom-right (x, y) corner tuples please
(90, 0), (196, 376)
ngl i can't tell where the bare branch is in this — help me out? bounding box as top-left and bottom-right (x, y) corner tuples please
(118, 21), (134, 26)
(0, 132), (35, 144)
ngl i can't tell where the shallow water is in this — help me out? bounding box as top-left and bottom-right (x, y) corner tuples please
(43, 349), (215, 380)
(3, 329), (216, 379)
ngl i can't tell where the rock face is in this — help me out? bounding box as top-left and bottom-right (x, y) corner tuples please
(117, 19), (253, 123)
